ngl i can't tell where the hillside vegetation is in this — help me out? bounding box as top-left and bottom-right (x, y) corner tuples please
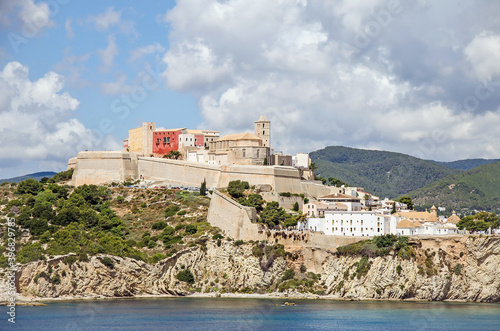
(0, 171), (58, 184)
(310, 146), (459, 198)
(0, 174), (222, 267)
(409, 161), (500, 213)
(433, 159), (500, 171)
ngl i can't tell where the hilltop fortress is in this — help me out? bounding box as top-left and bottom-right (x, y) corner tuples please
(68, 116), (331, 199)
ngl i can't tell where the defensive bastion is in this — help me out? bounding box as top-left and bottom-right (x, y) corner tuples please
(69, 151), (333, 198)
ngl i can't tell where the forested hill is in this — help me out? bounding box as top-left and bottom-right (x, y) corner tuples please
(433, 159), (500, 171)
(0, 172), (57, 184)
(409, 160), (500, 213)
(310, 146), (459, 199)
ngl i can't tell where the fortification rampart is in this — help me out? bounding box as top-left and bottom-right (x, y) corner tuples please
(207, 189), (265, 241)
(138, 157), (222, 188)
(71, 151), (138, 186)
(70, 151), (336, 202)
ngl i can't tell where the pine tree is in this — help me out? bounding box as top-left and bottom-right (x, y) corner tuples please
(200, 179), (207, 196)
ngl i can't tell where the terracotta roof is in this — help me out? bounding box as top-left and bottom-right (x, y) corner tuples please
(447, 211), (461, 224)
(156, 128), (186, 132)
(319, 193), (360, 200)
(412, 220), (423, 227)
(186, 129), (203, 135)
(218, 132), (262, 141)
(396, 219), (416, 228)
(393, 211), (431, 219)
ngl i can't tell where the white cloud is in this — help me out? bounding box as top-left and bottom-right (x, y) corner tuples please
(98, 35), (118, 71)
(0, 62), (117, 177)
(129, 43), (165, 62)
(100, 72), (132, 95)
(0, 0), (54, 34)
(162, 0), (500, 161)
(464, 32), (500, 83)
(53, 51), (90, 88)
(92, 7), (121, 30)
(88, 7), (138, 37)
(65, 18), (74, 39)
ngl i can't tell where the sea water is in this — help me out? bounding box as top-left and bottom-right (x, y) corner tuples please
(3, 298), (500, 330)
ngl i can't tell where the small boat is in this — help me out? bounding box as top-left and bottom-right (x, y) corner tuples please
(276, 302), (296, 307)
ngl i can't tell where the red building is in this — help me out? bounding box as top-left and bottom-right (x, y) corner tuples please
(152, 128), (184, 156)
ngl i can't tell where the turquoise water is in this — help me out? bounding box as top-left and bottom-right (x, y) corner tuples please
(3, 298), (500, 330)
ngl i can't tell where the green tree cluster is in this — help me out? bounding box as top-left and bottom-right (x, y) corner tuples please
(457, 212), (499, 233)
(227, 180), (249, 198)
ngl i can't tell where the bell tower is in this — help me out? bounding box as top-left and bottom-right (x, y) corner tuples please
(254, 115), (270, 148)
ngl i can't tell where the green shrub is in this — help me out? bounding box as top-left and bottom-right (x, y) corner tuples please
(148, 253), (166, 264)
(396, 265), (402, 276)
(152, 221), (167, 230)
(176, 269), (195, 284)
(64, 255), (78, 266)
(234, 240), (244, 246)
(51, 273), (61, 285)
(454, 263), (463, 275)
(213, 234), (224, 240)
(300, 264), (307, 273)
(281, 268), (295, 282)
(165, 205), (181, 217)
(227, 180), (249, 198)
(177, 210), (187, 216)
(100, 257), (115, 269)
(184, 224), (197, 235)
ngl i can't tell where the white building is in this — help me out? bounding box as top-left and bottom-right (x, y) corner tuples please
(304, 202), (347, 217)
(318, 193), (362, 212)
(292, 153), (311, 168)
(298, 211), (391, 237)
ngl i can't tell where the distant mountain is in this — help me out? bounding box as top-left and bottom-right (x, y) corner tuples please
(433, 159), (500, 171)
(310, 146), (460, 199)
(0, 171), (57, 184)
(409, 161), (500, 213)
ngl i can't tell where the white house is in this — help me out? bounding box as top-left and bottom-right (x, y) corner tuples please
(298, 211), (391, 237)
(318, 193), (362, 212)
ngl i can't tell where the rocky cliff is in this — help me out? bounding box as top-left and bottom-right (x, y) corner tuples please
(323, 236), (500, 302)
(11, 236), (500, 303)
(15, 241), (287, 300)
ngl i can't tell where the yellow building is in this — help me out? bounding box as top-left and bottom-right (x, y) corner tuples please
(127, 122), (156, 156)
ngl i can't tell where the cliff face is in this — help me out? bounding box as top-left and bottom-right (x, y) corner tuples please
(16, 241), (287, 299)
(323, 236), (500, 302)
(13, 236), (500, 302)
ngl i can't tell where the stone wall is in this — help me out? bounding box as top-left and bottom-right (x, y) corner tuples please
(67, 157), (77, 170)
(139, 157), (222, 188)
(71, 151), (138, 186)
(207, 190), (265, 241)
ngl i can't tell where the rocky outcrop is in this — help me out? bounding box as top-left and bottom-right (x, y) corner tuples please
(15, 241), (287, 300)
(322, 236), (500, 302)
(11, 236), (500, 302)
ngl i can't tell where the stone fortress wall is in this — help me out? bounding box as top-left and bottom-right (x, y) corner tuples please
(69, 151), (357, 251)
(70, 151), (334, 199)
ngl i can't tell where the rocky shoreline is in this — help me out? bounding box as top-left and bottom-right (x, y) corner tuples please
(3, 235), (500, 304)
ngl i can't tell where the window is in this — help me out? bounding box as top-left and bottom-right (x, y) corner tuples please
(257, 149), (260, 158)
(263, 130), (265, 135)
(163, 137), (167, 143)
(243, 149), (246, 157)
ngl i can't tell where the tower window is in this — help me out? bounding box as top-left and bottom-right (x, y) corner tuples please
(263, 131), (265, 135)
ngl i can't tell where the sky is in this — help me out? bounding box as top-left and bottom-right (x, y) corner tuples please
(0, 0), (500, 178)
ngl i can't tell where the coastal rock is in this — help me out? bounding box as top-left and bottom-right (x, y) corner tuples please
(11, 236), (500, 303)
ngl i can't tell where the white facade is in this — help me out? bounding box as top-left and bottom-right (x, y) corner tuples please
(292, 153), (311, 168)
(318, 194), (362, 212)
(179, 133), (198, 147)
(298, 211), (390, 237)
